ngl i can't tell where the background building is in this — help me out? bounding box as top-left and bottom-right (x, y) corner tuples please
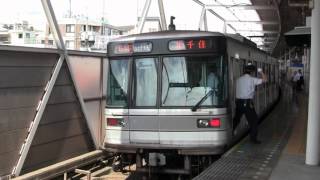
(43, 18), (134, 51)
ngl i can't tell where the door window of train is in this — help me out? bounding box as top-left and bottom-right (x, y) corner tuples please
(106, 59), (129, 107)
(133, 58), (158, 106)
(161, 55), (227, 107)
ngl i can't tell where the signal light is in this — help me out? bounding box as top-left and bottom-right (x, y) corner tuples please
(209, 118), (220, 127)
(107, 118), (118, 126)
(106, 118), (125, 127)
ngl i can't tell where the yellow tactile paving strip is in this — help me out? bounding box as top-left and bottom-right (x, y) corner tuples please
(284, 93), (308, 155)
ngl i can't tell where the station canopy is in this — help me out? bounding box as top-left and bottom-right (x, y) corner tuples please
(193, 0), (280, 53)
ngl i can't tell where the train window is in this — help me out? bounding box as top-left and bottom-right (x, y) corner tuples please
(134, 58), (158, 106)
(161, 55), (227, 107)
(106, 59), (129, 107)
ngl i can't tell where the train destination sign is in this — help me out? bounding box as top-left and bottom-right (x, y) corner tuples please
(168, 39), (211, 51)
(114, 42), (153, 54)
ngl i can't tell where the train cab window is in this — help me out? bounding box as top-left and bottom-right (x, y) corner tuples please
(106, 59), (129, 107)
(161, 55), (227, 107)
(134, 58), (158, 106)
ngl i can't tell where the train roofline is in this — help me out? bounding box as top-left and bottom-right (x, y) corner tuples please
(109, 30), (225, 42)
(108, 30), (265, 53)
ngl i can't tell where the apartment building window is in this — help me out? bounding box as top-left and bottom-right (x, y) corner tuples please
(92, 26), (99, 32)
(65, 40), (74, 49)
(18, 33), (23, 38)
(81, 25), (86, 31)
(66, 24), (75, 33)
(25, 33), (30, 38)
(48, 40), (54, 45)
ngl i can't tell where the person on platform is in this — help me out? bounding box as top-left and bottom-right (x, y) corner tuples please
(233, 63), (267, 144)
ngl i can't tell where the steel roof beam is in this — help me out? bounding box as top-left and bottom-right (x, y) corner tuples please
(237, 30), (279, 34)
(193, 0), (237, 33)
(247, 35), (278, 38)
(205, 5), (277, 10)
(226, 20), (279, 25)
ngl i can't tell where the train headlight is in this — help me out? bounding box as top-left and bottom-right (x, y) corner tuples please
(197, 118), (221, 128)
(198, 119), (209, 127)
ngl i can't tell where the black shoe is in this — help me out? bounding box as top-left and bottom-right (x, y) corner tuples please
(250, 139), (261, 144)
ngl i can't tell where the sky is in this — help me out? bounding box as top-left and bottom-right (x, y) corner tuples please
(0, 0), (262, 43)
(0, 0), (203, 29)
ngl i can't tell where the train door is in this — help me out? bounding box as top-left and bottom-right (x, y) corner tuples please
(270, 64), (275, 102)
(264, 64), (269, 107)
(252, 61), (260, 114)
(129, 57), (160, 144)
(257, 62), (264, 115)
(267, 64), (272, 106)
(231, 58), (245, 126)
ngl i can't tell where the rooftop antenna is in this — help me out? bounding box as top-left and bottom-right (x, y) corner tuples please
(168, 16), (175, 30)
(69, 0), (72, 18)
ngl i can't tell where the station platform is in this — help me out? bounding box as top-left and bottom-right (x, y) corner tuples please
(194, 84), (320, 180)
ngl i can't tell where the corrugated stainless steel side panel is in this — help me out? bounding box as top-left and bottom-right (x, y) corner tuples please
(158, 115), (229, 131)
(129, 109), (159, 143)
(158, 108), (227, 115)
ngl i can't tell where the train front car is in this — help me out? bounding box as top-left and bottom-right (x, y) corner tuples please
(104, 31), (230, 174)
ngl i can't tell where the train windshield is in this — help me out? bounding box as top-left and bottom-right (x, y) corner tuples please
(106, 55), (227, 108)
(162, 55), (227, 107)
(107, 59), (129, 107)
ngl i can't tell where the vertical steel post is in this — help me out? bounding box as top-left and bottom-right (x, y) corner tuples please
(203, 9), (208, 31)
(137, 0), (152, 33)
(157, 0), (167, 30)
(223, 22), (227, 33)
(306, 0), (320, 165)
(199, 6), (206, 30)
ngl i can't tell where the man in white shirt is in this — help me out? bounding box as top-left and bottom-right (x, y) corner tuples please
(233, 63), (267, 144)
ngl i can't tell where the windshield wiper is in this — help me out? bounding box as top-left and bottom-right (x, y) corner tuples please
(191, 89), (214, 112)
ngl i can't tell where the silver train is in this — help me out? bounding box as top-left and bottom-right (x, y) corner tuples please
(103, 30), (280, 174)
